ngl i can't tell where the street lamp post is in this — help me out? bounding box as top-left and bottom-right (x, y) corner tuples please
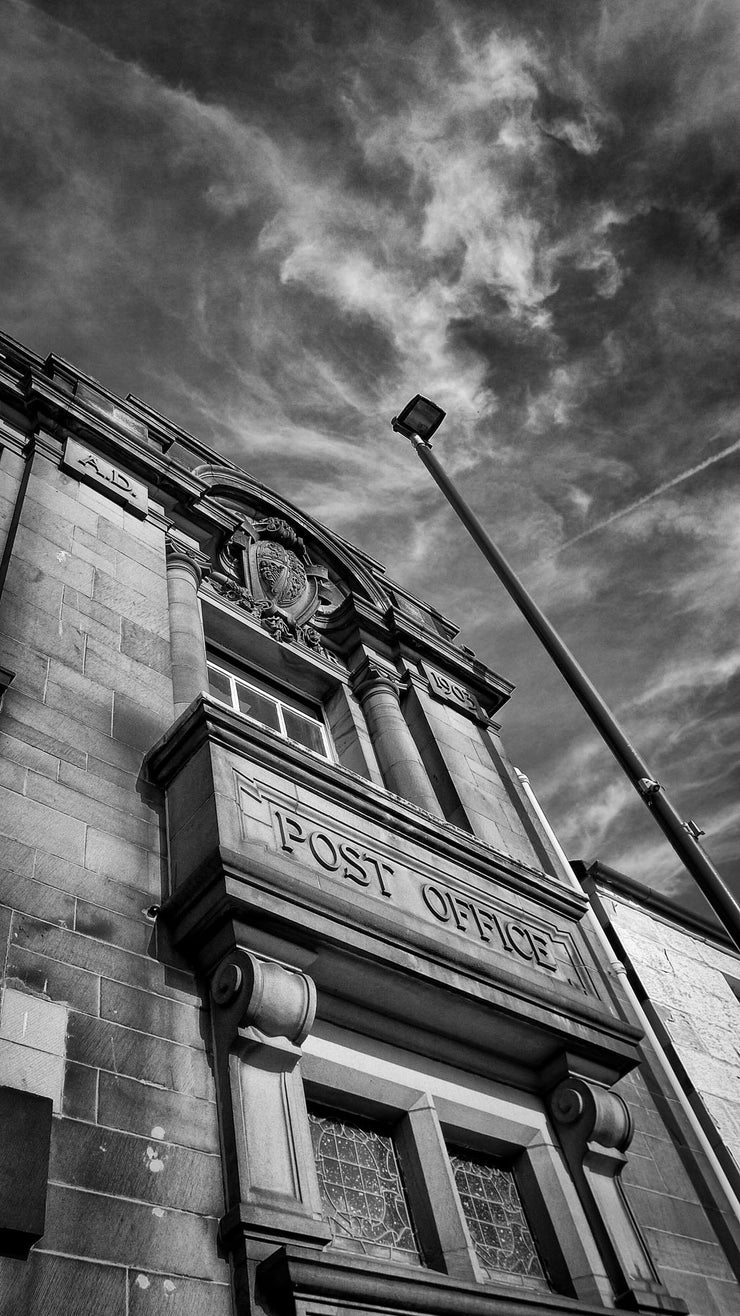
(392, 396), (740, 953)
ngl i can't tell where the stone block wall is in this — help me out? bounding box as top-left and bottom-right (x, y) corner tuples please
(0, 442), (230, 1314)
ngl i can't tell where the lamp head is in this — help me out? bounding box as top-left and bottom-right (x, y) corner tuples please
(391, 395), (446, 444)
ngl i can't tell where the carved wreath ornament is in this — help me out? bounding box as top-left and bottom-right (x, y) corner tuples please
(213, 515), (338, 659)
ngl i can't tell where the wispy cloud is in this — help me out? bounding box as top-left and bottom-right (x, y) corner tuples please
(2, 0), (739, 902)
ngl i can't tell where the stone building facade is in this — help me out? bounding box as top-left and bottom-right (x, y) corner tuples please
(0, 329), (737, 1314)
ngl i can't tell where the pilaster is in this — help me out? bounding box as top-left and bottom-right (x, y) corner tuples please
(165, 534), (210, 715)
(550, 1074), (688, 1314)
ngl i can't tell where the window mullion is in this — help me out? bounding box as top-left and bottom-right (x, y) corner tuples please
(275, 699), (288, 737)
(395, 1100), (481, 1282)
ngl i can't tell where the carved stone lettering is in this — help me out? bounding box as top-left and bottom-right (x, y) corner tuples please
(268, 806), (575, 980)
(421, 662), (483, 719)
(274, 808), (394, 898)
(421, 882), (558, 971)
(62, 438), (148, 517)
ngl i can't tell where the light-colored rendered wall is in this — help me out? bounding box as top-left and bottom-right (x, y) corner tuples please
(604, 895), (740, 1183)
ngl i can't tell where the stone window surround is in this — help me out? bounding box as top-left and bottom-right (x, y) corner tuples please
(299, 1043), (606, 1304)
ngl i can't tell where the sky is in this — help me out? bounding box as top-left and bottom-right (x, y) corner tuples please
(2, 0), (739, 915)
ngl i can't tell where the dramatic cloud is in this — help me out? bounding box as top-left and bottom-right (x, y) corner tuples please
(1, 0), (739, 911)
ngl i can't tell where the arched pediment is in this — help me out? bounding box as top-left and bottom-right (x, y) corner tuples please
(192, 463), (390, 616)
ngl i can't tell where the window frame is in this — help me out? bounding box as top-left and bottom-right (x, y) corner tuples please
(307, 1102), (426, 1268)
(206, 653), (334, 763)
(300, 1043), (605, 1302)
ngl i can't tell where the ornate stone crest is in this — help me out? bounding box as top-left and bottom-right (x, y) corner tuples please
(212, 514), (338, 659)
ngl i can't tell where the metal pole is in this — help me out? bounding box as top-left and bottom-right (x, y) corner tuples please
(404, 430), (740, 952)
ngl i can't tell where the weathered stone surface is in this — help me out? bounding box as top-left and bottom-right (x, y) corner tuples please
(42, 1183), (226, 1279)
(0, 726), (59, 779)
(0, 867), (76, 926)
(0, 784), (87, 864)
(5, 942), (99, 1010)
(0, 1250), (126, 1316)
(0, 833), (35, 878)
(14, 523), (95, 593)
(0, 694), (90, 769)
(0, 634), (49, 700)
(643, 1226), (736, 1281)
(50, 1117), (223, 1215)
(11, 914), (165, 994)
(100, 978), (206, 1048)
(1, 593), (86, 670)
(127, 1271), (232, 1315)
(93, 566), (170, 638)
(32, 853), (144, 927)
(84, 827), (152, 887)
(75, 902), (153, 956)
(0, 904), (11, 981)
(85, 636), (172, 715)
(67, 1012), (213, 1098)
(1, 986), (67, 1054)
(112, 690), (171, 752)
(25, 770), (150, 847)
(26, 465), (100, 533)
(98, 1072), (219, 1154)
(44, 659), (114, 735)
(63, 1060), (98, 1120)
(58, 755), (155, 818)
(120, 617), (172, 675)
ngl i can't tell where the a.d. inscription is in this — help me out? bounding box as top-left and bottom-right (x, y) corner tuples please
(62, 438), (148, 517)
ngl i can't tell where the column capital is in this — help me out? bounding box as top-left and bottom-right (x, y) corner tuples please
(350, 656), (401, 702)
(165, 534), (211, 583)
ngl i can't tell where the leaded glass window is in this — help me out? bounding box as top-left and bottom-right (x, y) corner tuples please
(449, 1148), (548, 1290)
(308, 1108), (423, 1266)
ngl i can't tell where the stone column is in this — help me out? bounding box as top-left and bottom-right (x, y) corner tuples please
(550, 1076), (688, 1314)
(165, 538), (209, 717)
(351, 659), (441, 815)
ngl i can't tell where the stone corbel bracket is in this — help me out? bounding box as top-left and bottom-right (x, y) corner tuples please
(209, 947), (330, 1314)
(550, 1077), (688, 1315)
(211, 949), (316, 1049)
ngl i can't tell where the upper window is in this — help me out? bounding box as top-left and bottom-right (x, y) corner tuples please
(207, 657), (332, 761)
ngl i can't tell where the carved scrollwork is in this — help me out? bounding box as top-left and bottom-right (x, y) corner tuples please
(252, 516), (307, 558)
(211, 949), (316, 1048)
(350, 657), (401, 703)
(209, 575), (339, 663)
(550, 1077), (633, 1152)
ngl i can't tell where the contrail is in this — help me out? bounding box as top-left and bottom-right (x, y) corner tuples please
(557, 433), (740, 554)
